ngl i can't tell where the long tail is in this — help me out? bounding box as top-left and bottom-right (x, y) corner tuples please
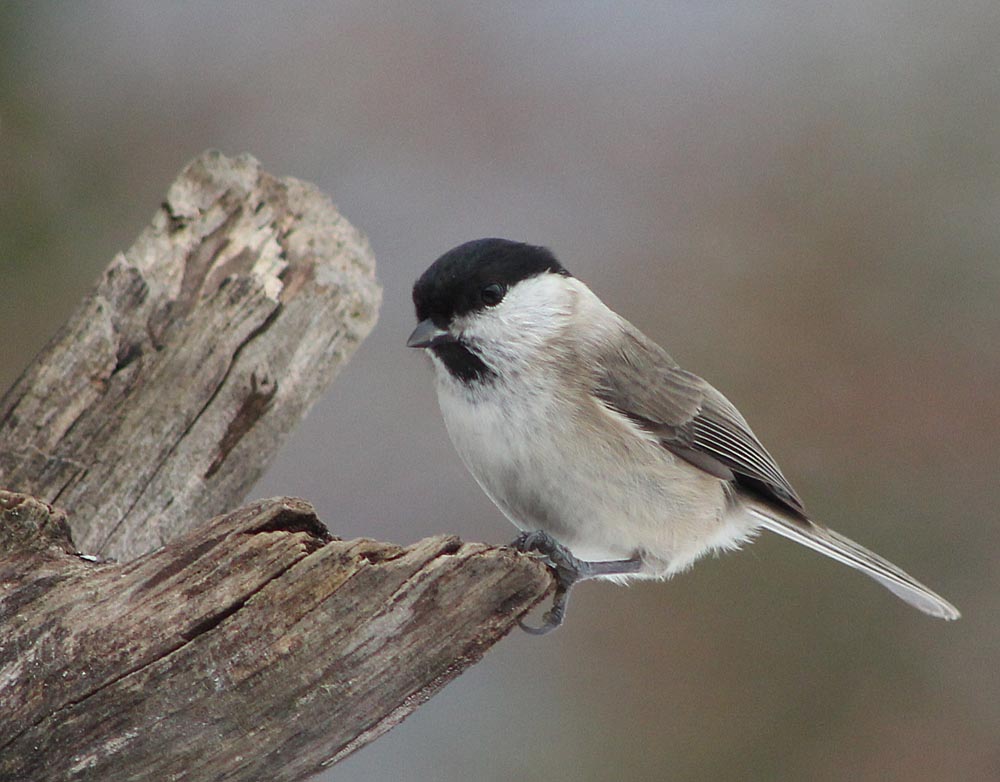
(744, 502), (960, 620)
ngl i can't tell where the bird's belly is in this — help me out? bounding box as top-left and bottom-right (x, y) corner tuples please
(438, 386), (746, 577)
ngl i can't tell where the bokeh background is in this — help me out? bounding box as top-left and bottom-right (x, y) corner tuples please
(3, 3), (998, 780)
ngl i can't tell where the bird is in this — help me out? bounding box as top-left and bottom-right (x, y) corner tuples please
(407, 238), (960, 633)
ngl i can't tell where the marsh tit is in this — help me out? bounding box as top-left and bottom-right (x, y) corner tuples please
(407, 238), (960, 633)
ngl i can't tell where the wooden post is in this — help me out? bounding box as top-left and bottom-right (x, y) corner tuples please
(0, 152), (552, 781)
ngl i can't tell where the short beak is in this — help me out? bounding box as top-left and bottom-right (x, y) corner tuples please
(407, 319), (456, 348)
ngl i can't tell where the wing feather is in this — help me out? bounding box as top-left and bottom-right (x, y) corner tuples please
(588, 321), (960, 620)
(591, 326), (805, 516)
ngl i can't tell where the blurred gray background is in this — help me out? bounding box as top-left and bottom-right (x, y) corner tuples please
(2, 2), (998, 780)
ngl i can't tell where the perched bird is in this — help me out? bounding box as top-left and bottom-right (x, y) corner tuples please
(407, 238), (960, 633)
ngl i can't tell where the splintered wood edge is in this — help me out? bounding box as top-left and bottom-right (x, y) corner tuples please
(0, 491), (75, 557)
(0, 151), (381, 561)
(0, 494), (554, 781)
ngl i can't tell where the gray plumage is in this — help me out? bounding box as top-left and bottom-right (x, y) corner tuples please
(409, 238), (960, 624)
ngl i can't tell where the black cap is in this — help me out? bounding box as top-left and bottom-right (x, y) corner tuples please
(412, 238), (569, 327)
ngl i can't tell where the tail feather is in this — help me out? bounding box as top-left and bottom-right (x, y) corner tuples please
(745, 504), (960, 620)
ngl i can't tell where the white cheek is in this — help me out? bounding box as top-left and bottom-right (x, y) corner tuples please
(452, 275), (576, 364)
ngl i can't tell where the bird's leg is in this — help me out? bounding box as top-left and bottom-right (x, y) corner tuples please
(510, 530), (642, 635)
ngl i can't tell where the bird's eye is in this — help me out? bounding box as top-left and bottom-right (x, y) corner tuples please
(481, 283), (505, 307)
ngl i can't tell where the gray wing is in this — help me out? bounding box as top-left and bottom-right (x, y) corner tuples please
(591, 327), (806, 517)
(589, 325), (965, 621)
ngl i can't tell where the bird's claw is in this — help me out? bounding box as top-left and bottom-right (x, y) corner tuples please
(510, 530), (583, 634)
(512, 531), (586, 584)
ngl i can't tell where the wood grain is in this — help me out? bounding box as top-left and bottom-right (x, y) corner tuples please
(0, 492), (551, 781)
(0, 150), (381, 561)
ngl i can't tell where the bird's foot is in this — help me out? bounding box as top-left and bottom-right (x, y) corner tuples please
(510, 530), (642, 635)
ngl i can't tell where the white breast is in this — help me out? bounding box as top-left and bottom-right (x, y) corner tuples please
(433, 360), (747, 579)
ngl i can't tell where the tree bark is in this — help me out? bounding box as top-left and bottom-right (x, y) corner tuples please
(0, 150), (381, 561)
(0, 152), (552, 781)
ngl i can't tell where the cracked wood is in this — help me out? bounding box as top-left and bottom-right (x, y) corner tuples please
(0, 150), (382, 561)
(0, 492), (551, 782)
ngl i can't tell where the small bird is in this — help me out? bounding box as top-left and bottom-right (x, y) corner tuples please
(407, 238), (960, 633)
